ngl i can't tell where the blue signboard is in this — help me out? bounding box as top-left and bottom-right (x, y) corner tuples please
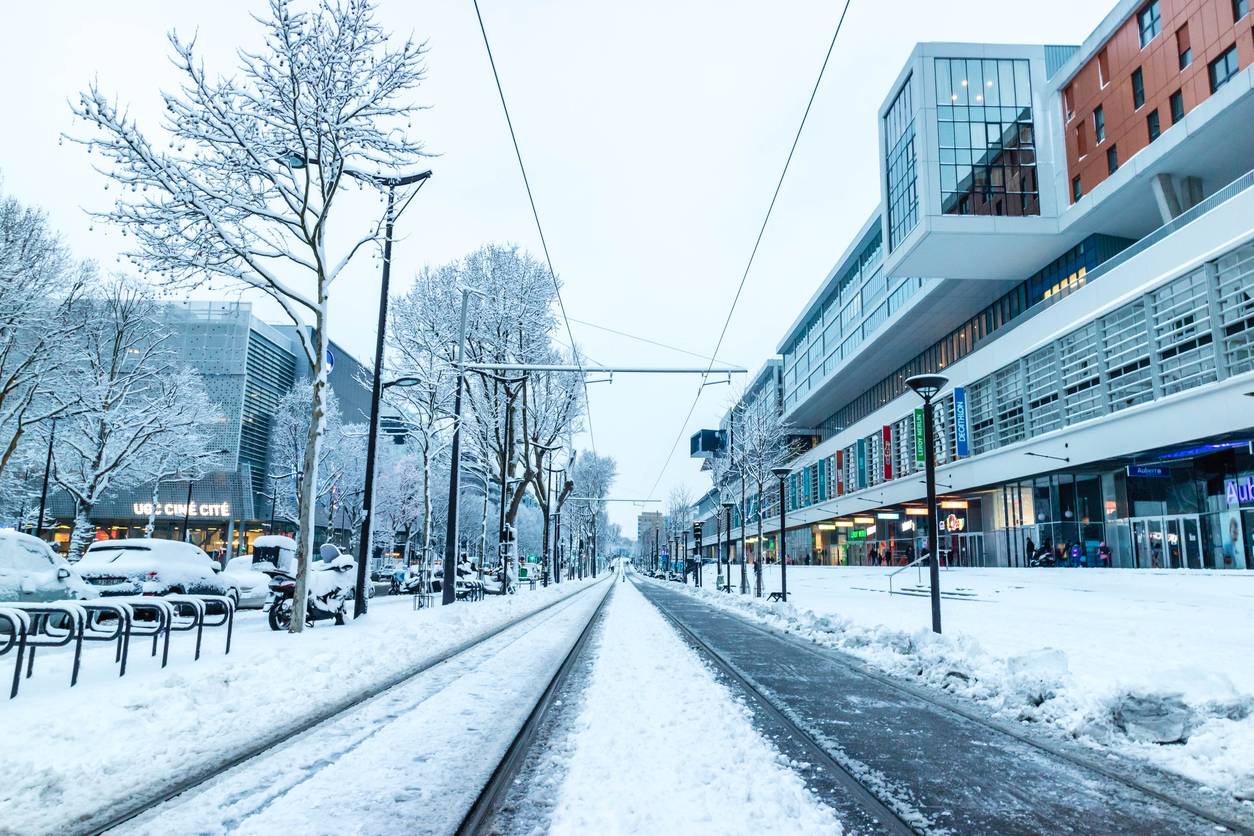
(856, 439), (867, 489)
(1127, 464), (1170, 478)
(953, 386), (970, 458)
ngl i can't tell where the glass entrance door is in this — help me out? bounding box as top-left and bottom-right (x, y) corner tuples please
(1163, 518), (1184, 568)
(1129, 515), (1201, 569)
(1181, 517), (1202, 568)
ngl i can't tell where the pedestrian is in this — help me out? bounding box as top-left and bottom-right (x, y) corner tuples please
(1070, 541), (1085, 567)
(1097, 540), (1111, 568)
(1025, 537), (1035, 564)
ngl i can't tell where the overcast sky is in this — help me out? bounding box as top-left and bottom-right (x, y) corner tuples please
(0, 0), (1107, 533)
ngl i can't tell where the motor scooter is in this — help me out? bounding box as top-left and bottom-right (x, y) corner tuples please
(266, 545), (357, 630)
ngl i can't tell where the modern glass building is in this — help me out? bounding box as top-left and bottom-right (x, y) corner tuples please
(45, 301), (374, 559)
(700, 0), (1254, 573)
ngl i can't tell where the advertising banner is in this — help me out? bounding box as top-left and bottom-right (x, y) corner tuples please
(914, 409), (925, 465)
(953, 386), (970, 458)
(856, 438), (867, 489)
(883, 425), (893, 481)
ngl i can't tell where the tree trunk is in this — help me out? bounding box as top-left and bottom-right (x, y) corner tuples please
(420, 445), (432, 558)
(67, 502), (96, 562)
(146, 479), (161, 537)
(755, 494), (764, 598)
(291, 315), (330, 634)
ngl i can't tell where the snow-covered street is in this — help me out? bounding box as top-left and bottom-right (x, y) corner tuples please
(522, 579), (843, 835)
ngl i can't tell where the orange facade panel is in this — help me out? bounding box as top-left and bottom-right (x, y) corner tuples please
(1062, 0), (1254, 201)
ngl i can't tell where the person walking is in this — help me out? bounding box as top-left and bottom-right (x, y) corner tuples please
(1097, 540), (1112, 568)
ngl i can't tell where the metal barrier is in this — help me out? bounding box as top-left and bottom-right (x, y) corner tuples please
(887, 554), (948, 596)
(0, 594), (235, 699)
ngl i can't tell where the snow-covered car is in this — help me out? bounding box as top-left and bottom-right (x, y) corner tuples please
(0, 529), (98, 602)
(77, 538), (237, 603)
(222, 556), (272, 609)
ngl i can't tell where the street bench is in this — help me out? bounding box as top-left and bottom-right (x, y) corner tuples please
(766, 592), (784, 602)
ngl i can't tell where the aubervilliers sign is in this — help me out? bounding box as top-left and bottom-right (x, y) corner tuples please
(131, 501), (232, 519)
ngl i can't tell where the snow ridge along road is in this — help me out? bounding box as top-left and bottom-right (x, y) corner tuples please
(106, 578), (612, 835)
(635, 578), (1254, 835)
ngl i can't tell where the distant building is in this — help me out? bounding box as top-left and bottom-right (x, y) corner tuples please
(636, 511), (663, 564)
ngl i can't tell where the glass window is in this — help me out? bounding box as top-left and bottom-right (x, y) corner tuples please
(1169, 90), (1185, 124)
(1177, 25), (1192, 69)
(1210, 47), (1239, 93)
(1138, 1), (1162, 47)
(1107, 145), (1118, 175)
(1093, 106), (1105, 144)
(1131, 68), (1145, 108)
(1072, 175), (1082, 203)
(1147, 109), (1161, 142)
(935, 58), (1038, 217)
(1235, 0), (1249, 21)
(885, 76), (918, 250)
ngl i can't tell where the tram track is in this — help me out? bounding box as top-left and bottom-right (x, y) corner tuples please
(636, 578), (1254, 835)
(456, 582), (615, 835)
(82, 578), (612, 836)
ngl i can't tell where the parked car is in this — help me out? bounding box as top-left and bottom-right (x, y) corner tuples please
(222, 556), (272, 609)
(77, 538), (238, 603)
(0, 529), (98, 602)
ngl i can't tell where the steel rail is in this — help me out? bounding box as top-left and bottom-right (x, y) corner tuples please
(456, 582), (615, 835)
(81, 579), (612, 836)
(638, 580), (916, 835)
(640, 580), (1254, 836)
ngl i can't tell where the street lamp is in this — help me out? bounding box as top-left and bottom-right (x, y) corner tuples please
(353, 169), (434, 619)
(771, 466), (791, 603)
(907, 373), (948, 635)
(721, 501), (735, 593)
(180, 449), (231, 544)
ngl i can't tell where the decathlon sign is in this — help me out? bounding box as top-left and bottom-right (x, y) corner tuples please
(132, 501), (232, 518)
(953, 387), (970, 457)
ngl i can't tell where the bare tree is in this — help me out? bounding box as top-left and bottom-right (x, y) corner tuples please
(71, 0), (428, 630)
(571, 452), (616, 576)
(666, 485), (694, 574)
(267, 381), (343, 526)
(136, 401), (227, 538)
(0, 187), (93, 480)
(52, 280), (223, 560)
(732, 389), (798, 596)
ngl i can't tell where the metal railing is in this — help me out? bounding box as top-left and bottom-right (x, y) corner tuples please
(887, 553), (948, 596)
(0, 595), (235, 699)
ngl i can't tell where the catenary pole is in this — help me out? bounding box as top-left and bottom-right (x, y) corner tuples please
(441, 291), (474, 606)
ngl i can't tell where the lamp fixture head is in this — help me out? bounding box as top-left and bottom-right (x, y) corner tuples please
(906, 373), (949, 402)
(770, 466), (792, 480)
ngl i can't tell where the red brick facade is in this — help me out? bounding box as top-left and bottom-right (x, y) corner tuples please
(1062, 0), (1254, 201)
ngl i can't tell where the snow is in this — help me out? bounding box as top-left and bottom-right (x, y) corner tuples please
(0, 579), (596, 835)
(674, 565), (1254, 800)
(542, 579), (843, 835)
(114, 583), (609, 835)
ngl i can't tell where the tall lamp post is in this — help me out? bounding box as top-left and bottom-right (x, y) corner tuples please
(771, 466), (791, 602)
(353, 169), (434, 619)
(907, 373), (948, 635)
(34, 419), (57, 540)
(722, 501), (735, 593)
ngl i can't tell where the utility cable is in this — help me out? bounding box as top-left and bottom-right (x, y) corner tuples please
(472, 0), (597, 453)
(646, 0), (854, 500)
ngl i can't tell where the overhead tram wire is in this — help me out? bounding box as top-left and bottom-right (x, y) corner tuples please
(645, 0), (854, 500)
(471, 0), (597, 453)
(567, 316), (730, 365)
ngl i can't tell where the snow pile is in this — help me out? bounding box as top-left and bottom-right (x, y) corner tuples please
(546, 583), (843, 835)
(0, 580), (596, 835)
(668, 578), (1254, 800)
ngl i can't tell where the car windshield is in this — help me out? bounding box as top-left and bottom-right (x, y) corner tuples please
(0, 539), (55, 573)
(81, 544), (152, 565)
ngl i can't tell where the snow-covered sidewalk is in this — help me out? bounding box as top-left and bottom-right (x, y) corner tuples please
(0, 580), (596, 835)
(681, 565), (1254, 799)
(541, 580), (842, 835)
